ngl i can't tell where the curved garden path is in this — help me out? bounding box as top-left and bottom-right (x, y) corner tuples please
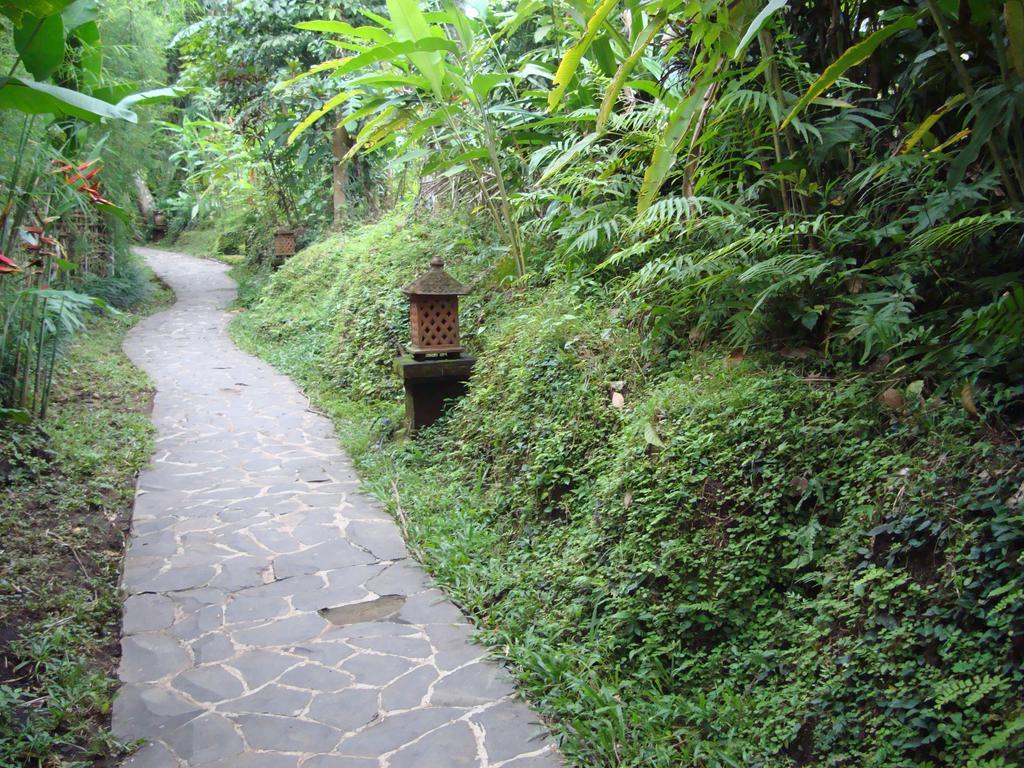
(115, 247), (560, 768)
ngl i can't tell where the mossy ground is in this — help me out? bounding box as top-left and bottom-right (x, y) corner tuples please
(232, 210), (1024, 768)
(0, 275), (171, 767)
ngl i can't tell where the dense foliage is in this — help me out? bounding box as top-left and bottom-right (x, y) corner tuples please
(2, 0), (1022, 765)
(214, 0), (1023, 765)
(275, 0), (1024, 396)
(0, 3), (180, 765)
(1, 0), (183, 421)
(235, 208), (1024, 767)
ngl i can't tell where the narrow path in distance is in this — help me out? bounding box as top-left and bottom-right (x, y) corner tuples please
(116, 247), (561, 768)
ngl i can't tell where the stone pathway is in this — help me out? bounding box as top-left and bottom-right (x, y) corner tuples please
(115, 248), (561, 768)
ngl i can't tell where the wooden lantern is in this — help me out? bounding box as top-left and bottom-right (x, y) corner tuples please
(273, 228), (296, 259)
(152, 210), (167, 239)
(402, 256), (469, 359)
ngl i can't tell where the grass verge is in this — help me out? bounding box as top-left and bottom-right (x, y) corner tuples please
(0, 275), (171, 768)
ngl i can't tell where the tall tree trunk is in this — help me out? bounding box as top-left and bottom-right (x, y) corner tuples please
(133, 172), (156, 227)
(332, 121), (350, 228)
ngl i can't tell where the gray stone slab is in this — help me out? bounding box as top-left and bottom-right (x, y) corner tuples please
(272, 541), (377, 578)
(388, 721), (479, 767)
(218, 684), (312, 716)
(500, 753), (564, 767)
(425, 622), (489, 671)
(365, 561), (432, 597)
(121, 741), (181, 768)
(164, 712), (245, 764)
(431, 662), (517, 707)
(345, 521), (409, 560)
(226, 649), (302, 689)
(335, 707), (465, 756)
(471, 700), (554, 762)
(347, 633), (432, 659)
(120, 634), (190, 684)
(207, 754), (300, 768)
(233, 714), (341, 752)
(339, 653), (417, 687)
(172, 665), (245, 703)
(231, 613), (327, 647)
(123, 594), (176, 633)
(129, 564), (217, 593)
(381, 666), (438, 712)
(300, 757), (376, 768)
(112, 684), (202, 742)
(225, 594), (291, 624)
(278, 663), (353, 692)
(290, 640), (357, 667)
(398, 588), (467, 625)
(192, 633), (235, 664)
(306, 688), (379, 731)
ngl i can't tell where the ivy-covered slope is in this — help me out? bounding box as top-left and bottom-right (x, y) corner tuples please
(232, 210), (1024, 768)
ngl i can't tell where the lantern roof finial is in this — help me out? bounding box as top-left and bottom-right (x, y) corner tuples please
(402, 256), (469, 296)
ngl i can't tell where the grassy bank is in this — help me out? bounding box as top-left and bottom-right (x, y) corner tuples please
(232, 210), (1024, 768)
(0, 275), (170, 767)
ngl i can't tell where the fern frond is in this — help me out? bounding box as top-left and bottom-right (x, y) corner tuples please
(909, 212), (1024, 252)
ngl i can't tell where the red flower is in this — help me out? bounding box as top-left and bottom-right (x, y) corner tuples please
(0, 252), (21, 273)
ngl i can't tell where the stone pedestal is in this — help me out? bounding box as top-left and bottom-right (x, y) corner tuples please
(394, 355), (475, 432)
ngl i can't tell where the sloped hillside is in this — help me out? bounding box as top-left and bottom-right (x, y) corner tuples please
(233, 209), (1024, 768)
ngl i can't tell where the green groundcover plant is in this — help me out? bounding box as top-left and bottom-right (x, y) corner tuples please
(233, 209), (1024, 767)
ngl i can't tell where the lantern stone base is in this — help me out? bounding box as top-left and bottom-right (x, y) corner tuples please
(394, 355), (475, 433)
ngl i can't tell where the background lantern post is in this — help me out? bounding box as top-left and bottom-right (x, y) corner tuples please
(272, 227), (296, 267)
(395, 257), (474, 432)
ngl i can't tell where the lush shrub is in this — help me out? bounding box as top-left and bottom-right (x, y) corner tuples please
(78, 249), (155, 309)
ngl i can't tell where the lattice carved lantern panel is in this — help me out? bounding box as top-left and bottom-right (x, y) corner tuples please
(403, 257), (469, 359)
(274, 229), (296, 258)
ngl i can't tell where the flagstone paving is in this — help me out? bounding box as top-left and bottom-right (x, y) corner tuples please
(115, 248), (561, 768)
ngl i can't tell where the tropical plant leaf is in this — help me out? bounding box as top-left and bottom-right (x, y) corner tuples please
(781, 14), (918, 129)
(597, 12), (666, 132)
(385, 0), (446, 97)
(538, 133), (598, 183)
(0, 408), (31, 424)
(296, 19), (392, 44)
(548, 0), (619, 112)
(0, 0), (72, 25)
(404, 108), (447, 144)
(734, 0), (788, 60)
(471, 72), (507, 100)
(900, 93), (964, 153)
(61, 0), (97, 31)
(345, 72), (430, 90)
(643, 422), (665, 448)
(288, 90), (364, 145)
(0, 76), (137, 122)
(344, 105), (401, 159)
(495, 0), (544, 41)
(14, 13), (65, 80)
(637, 83), (708, 212)
(279, 39), (456, 89)
(71, 19), (101, 83)
(424, 147), (489, 175)
(116, 87), (184, 109)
